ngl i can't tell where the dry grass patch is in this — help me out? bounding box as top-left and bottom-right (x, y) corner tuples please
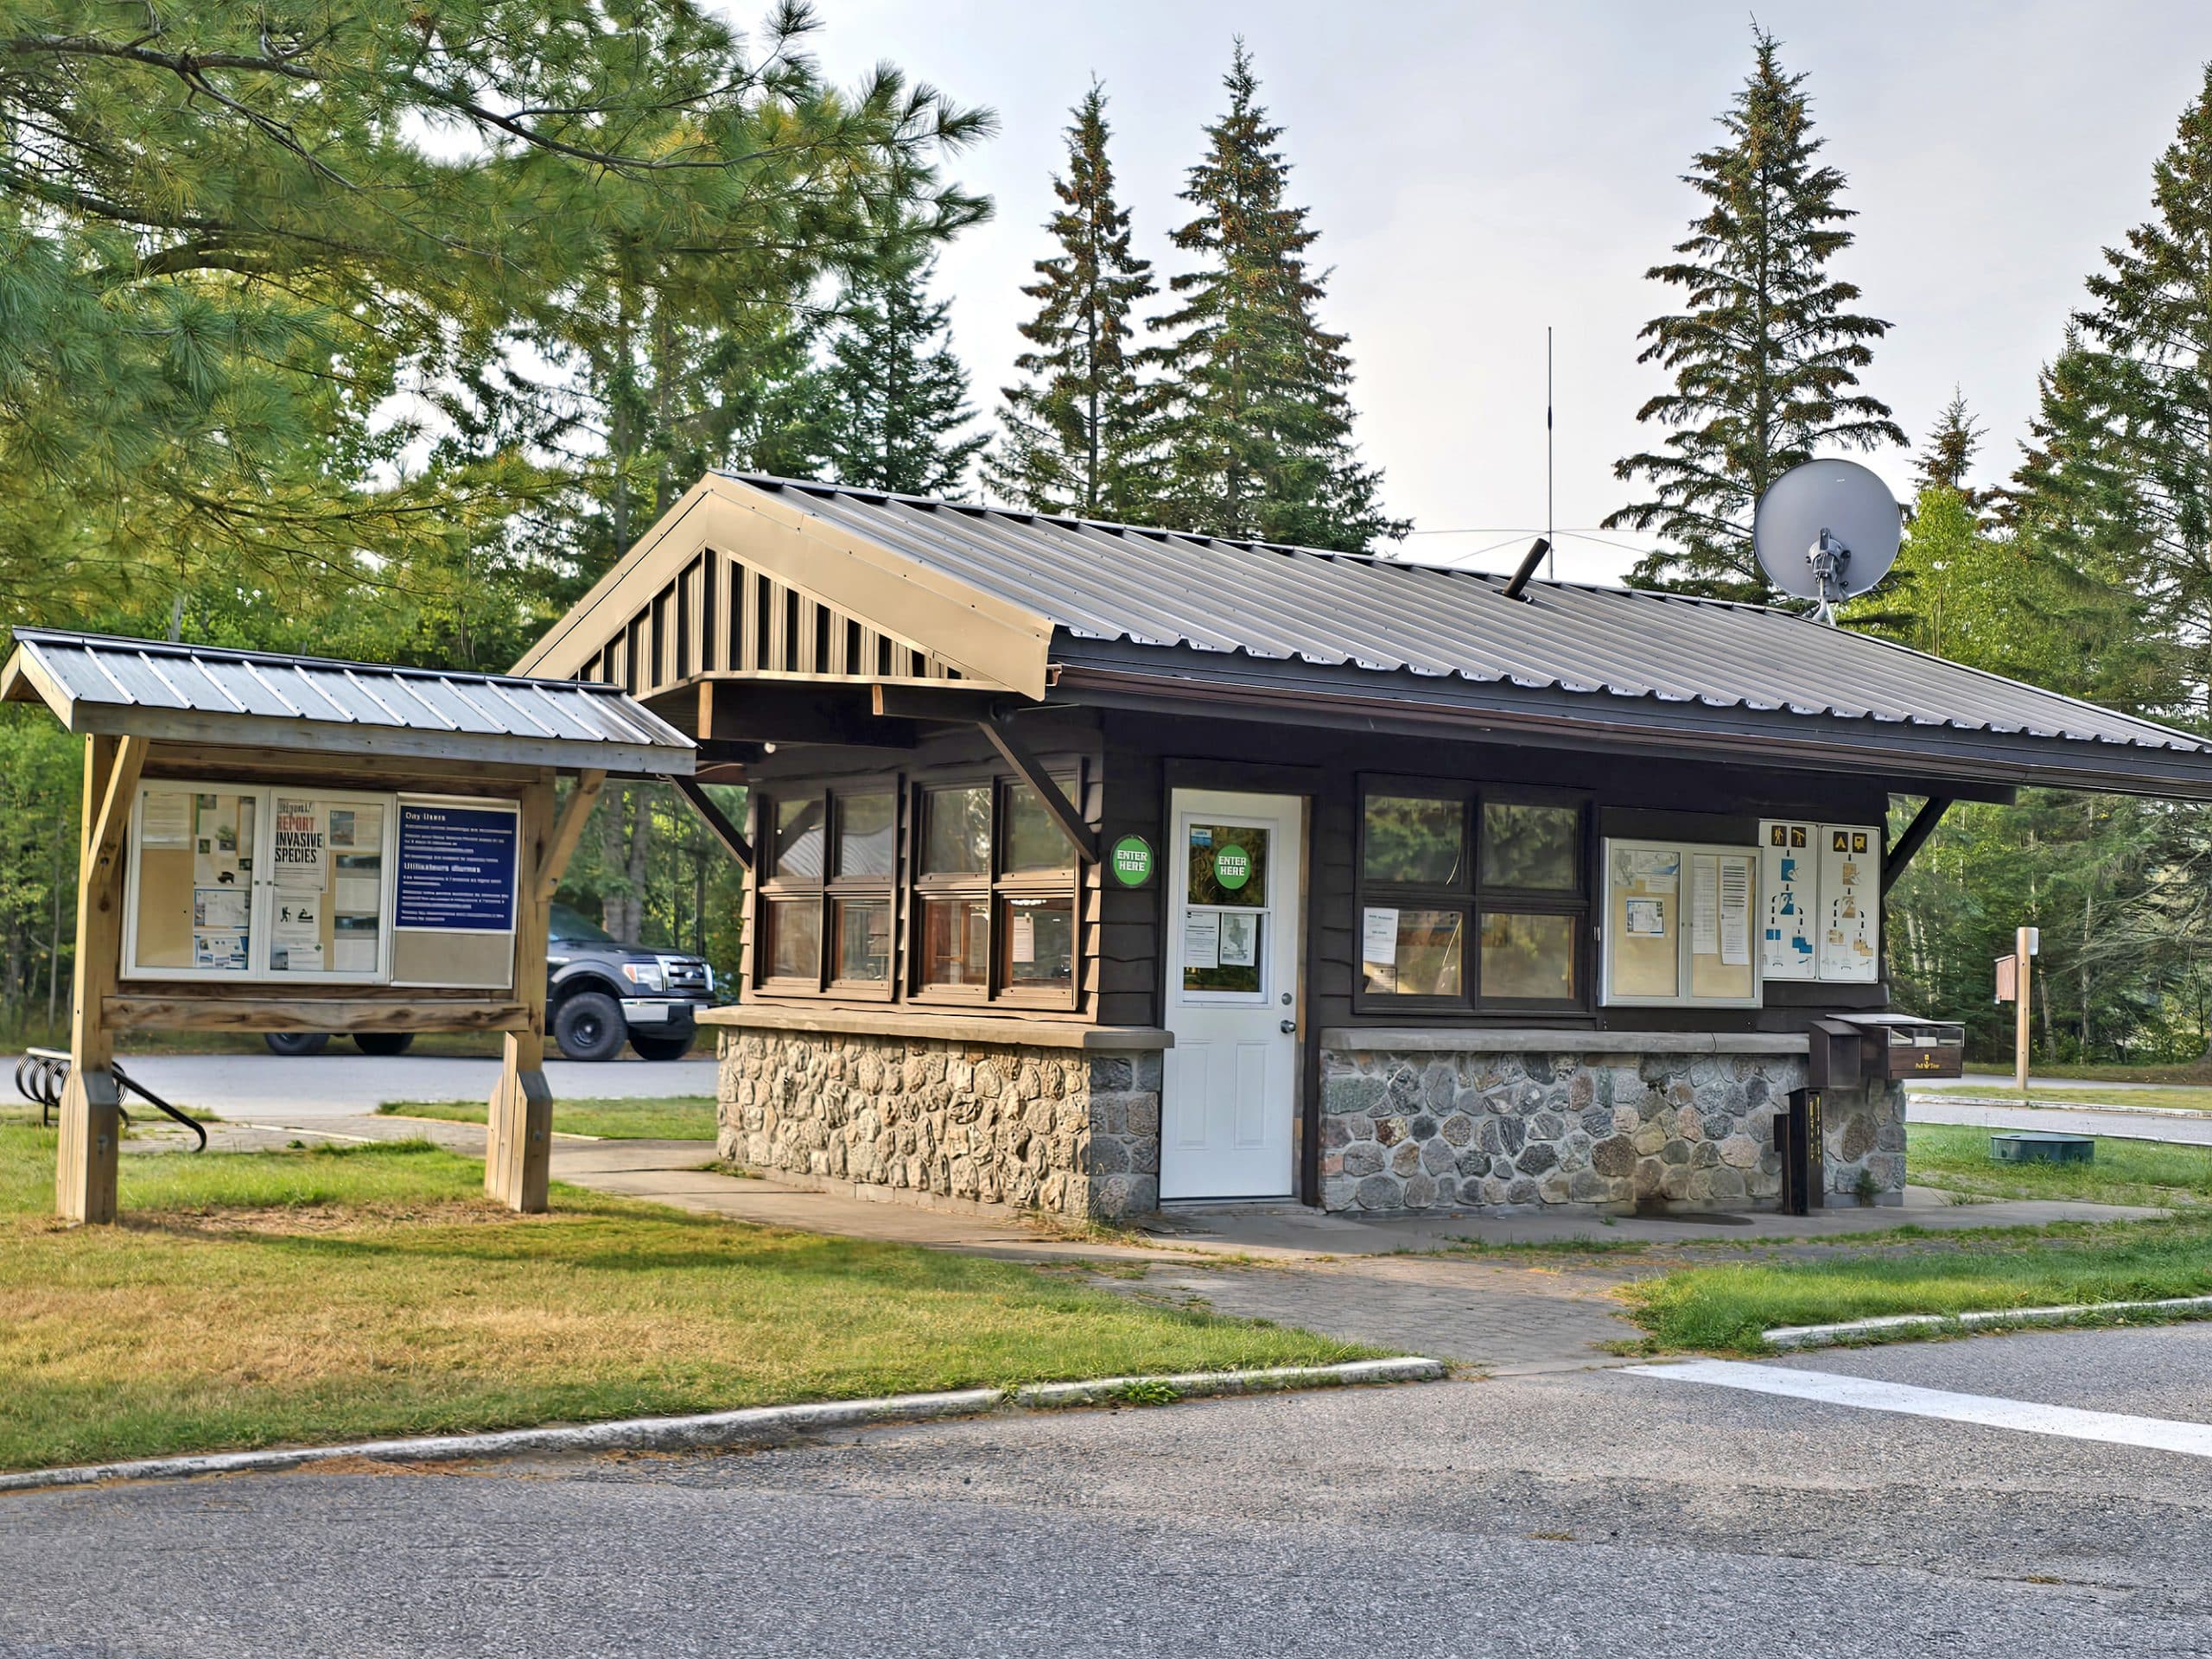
(0, 1127), (1372, 1473)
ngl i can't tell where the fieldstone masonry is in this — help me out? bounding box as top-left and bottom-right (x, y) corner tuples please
(719, 1028), (1161, 1219)
(1319, 1047), (1906, 1214)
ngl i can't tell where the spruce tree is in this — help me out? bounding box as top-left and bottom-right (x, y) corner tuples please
(1914, 389), (1986, 502)
(1605, 27), (1903, 601)
(984, 84), (1161, 520)
(1148, 42), (1407, 551)
(811, 254), (988, 498)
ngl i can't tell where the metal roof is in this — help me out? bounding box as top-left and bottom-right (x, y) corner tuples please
(1, 630), (695, 776)
(721, 474), (2212, 795)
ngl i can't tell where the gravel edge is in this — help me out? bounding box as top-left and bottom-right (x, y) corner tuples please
(0, 1357), (1445, 1495)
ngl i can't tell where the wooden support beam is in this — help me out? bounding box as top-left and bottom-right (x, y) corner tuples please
(671, 774), (753, 870)
(59, 734), (138, 1224)
(978, 713), (1098, 864)
(695, 681), (916, 749)
(486, 773), (557, 1213)
(1882, 796), (1953, 895)
(872, 683), (1004, 721)
(537, 770), (607, 904)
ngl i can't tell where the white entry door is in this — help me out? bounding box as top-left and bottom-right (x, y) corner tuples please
(1160, 789), (1303, 1200)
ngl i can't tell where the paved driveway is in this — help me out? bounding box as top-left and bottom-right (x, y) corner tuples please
(54, 1052), (718, 1120)
(6, 1324), (2211, 1656)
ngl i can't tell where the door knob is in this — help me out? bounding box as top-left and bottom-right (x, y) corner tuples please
(1279, 1019), (1297, 1034)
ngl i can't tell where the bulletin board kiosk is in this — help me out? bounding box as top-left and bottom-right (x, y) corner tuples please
(1, 629), (696, 1223)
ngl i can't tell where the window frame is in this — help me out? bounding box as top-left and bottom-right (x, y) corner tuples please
(1352, 774), (1590, 1016)
(752, 775), (900, 1001)
(907, 761), (1084, 1012)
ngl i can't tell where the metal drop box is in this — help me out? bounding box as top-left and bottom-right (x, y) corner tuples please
(1808, 1013), (1967, 1088)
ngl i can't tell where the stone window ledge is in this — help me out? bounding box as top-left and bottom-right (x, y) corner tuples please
(1319, 1027), (1809, 1057)
(702, 1002), (1173, 1051)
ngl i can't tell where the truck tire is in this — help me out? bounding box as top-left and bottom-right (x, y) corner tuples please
(553, 990), (626, 1062)
(629, 1031), (696, 1062)
(264, 1033), (332, 1057)
(353, 1033), (416, 1057)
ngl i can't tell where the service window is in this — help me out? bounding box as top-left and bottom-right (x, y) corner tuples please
(908, 769), (1081, 1007)
(1356, 779), (1586, 1011)
(752, 781), (899, 996)
(1600, 837), (1759, 1007)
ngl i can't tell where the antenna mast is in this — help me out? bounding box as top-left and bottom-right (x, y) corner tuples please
(1546, 327), (1554, 582)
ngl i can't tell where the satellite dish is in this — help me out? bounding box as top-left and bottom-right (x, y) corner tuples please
(1752, 459), (1903, 622)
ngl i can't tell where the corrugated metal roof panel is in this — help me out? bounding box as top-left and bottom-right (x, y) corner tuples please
(6, 631), (695, 774)
(723, 474), (2208, 760)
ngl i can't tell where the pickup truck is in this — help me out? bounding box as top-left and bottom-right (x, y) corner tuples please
(261, 903), (718, 1062)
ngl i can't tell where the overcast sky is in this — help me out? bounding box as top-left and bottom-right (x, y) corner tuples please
(760, 1), (2211, 583)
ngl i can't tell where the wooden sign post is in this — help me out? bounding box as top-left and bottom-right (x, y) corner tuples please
(2013, 925), (2036, 1093)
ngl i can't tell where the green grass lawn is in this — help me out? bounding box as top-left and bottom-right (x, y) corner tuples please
(1620, 1215), (2212, 1353)
(378, 1096), (718, 1140)
(1907, 1122), (2212, 1209)
(0, 1123), (1372, 1473)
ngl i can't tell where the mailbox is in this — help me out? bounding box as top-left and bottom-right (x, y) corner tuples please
(1825, 1014), (1966, 1083)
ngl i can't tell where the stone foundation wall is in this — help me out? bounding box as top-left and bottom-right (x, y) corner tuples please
(718, 1028), (1161, 1219)
(1319, 1047), (1905, 1215)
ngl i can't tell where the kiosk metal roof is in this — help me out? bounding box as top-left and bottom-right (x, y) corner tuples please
(1, 629), (695, 776)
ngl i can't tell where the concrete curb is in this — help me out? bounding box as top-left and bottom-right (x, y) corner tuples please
(1765, 1295), (2212, 1351)
(0, 1357), (1444, 1496)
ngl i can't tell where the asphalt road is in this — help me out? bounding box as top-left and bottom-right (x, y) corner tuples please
(5, 1325), (2211, 1657)
(30, 1052), (720, 1120)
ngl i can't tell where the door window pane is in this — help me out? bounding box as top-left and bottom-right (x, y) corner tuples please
(923, 786), (990, 875)
(920, 895), (989, 987)
(1004, 779), (1077, 872)
(1480, 803), (1579, 891)
(1360, 907), (1465, 997)
(835, 791), (894, 878)
(832, 897), (892, 982)
(1182, 910), (1263, 995)
(1481, 912), (1577, 1001)
(772, 798), (825, 879)
(1363, 795), (1465, 887)
(1001, 895), (1073, 988)
(764, 897), (820, 981)
(1185, 823), (1268, 908)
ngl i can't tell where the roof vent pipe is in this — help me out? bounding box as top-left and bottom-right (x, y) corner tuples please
(1502, 537), (1551, 601)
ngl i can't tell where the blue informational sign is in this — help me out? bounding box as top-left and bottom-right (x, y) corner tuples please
(395, 803), (518, 932)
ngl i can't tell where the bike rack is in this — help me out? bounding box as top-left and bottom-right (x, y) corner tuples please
(15, 1048), (207, 1152)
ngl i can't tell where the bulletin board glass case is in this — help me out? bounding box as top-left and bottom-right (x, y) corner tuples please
(1599, 837), (1760, 1008)
(122, 782), (518, 990)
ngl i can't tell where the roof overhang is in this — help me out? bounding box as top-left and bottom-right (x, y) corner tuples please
(1050, 640), (2212, 802)
(3, 632), (696, 778)
(512, 473), (1054, 699)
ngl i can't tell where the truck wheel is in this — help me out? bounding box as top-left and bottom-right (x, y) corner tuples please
(264, 1033), (332, 1057)
(629, 1031), (695, 1062)
(553, 991), (626, 1062)
(353, 1033), (416, 1057)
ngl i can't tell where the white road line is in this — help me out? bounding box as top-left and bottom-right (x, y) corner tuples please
(1628, 1358), (2212, 1459)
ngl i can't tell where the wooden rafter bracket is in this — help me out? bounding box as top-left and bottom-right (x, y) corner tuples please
(671, 773), (753, 870)
(89, 735), (148, 878)
(978, 711), (1098, 864)
(1881, 795), (1953, 895)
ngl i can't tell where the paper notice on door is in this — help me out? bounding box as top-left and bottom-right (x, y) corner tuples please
(1183, 911), (1221, 970)
(1719, 857), (1751, 967)
(1692, 855), (1719, 956)
(194, 887), (247, 931)
(1218, 912), (1258, 969)
(1010, 910), (1036, 965)
(141, 791), (192, 849)
(273, 797), (326, 892)
(1361, 906), (1399, 967)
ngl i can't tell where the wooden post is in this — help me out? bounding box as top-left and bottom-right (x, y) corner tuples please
(485, 770), (602, 1212)
(2015, 925), (2034, 1095)
(58, 734), (145, 1224)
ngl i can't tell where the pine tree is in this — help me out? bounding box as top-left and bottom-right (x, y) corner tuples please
(1148, 42), (1407, 551)
(2050, 62), (2212, 726)
(1914, 389), (1986, 503)
(984, 84), (1161, 520)
(1605, 26), (1903, 601)
(811, 254), (988, 498)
